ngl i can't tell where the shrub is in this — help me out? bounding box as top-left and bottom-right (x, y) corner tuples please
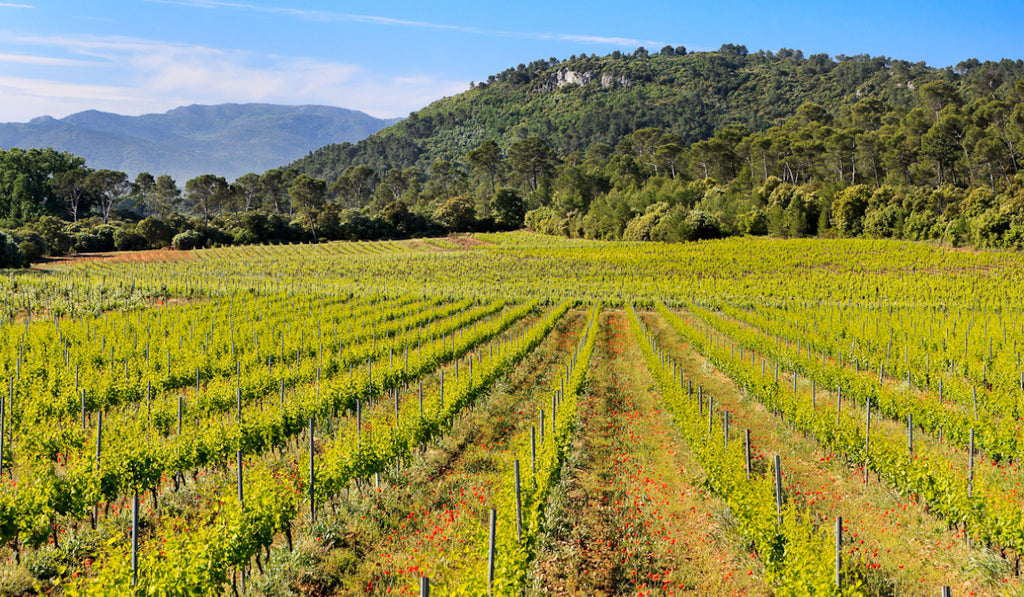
(831, 184), (872, 237)
(741, 209), (769, 235)
(137, 217), (173, 248)
(91, 225), (117, 251)
(72, 232), (105, 253)
(0, 232), (24, 268)
(682, 210), (723, 240)
(172, 230), (204, 250)
(29, 215), (72, 255)
(623, 202), (669, 241)
(12, 230), (46, 263)
(113, 228), (148, 251)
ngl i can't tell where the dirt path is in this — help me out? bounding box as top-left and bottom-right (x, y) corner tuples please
(531, 310), (765, 596)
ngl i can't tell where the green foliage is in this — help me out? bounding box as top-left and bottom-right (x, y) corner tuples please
(741, 209), (770, 235)
(0, 232), (23, 268)
(0, 148), (85, 226)
(12, 229), (46, 263)
(831, 185), (872, 236)
(171, 230), (204, 250)
(433, 195), (477, 231)
(136, 217), (172, 248)
(113, 227), (148, 251)
(29, 215), (73, 254)
(490, 189), (526, 229)
(294, 48), (968, 179)
(682, 209), (724, 240)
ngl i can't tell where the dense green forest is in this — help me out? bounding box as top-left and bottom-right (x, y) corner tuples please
(291, 44), (1020, 177)
(3, 44), (1024, 267)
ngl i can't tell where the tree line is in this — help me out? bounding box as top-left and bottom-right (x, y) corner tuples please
(0, 145), (525, 268)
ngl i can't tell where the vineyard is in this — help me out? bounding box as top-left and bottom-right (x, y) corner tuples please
(0, 232), (1021, 596)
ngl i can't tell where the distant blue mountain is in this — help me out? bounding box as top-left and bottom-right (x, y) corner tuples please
(0, 103), (400, 182)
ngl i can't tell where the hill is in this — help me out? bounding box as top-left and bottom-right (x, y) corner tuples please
(290, 46), (1024, 180)
(0, 103), (398, 182)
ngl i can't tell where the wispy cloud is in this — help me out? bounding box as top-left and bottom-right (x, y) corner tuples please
(0, 52), (96, 66)
(0, 3), (33, 8)
(0, 75), (146, 103)
(146, 0), (477, 31)
(146, 0), (665, 47)
(0, 33), (467, 122)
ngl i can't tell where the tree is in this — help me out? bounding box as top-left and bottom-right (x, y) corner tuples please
(232, 173), (261, 213)
(850, 97), (886, 131)
(831, 184), (871, 236)
(259, 168), (298, 214)
(976, 68), (1004, 99)
(919, 81), (962, 119)
(52, 169), (91, 222)
(86, 169), (131, 224)
(467, 140), (503, 195)
(433, 195), (477, 231)
(137, 217), (173, 248)
(152, 175), (181, 219)
(0, 232), (24, 268)
(329, 165), (376, 208)
(184, 174), (229, 222)
(490, 189), (525, 230)
(0, 147), (85, 224)
(288, 174), (326, 242)
(655, 143), (684, 179)
(429, 160), (461, 200)
(383, 200), (414, 236)
(856, 130), (885, 187)
(921, 119), (961, 186)
(682, 210), (723, 240)
(508, 137), (557, 193)
(380, 168), (409, 203)
(132, 172), (156, 216)
(794, 103), (832, 126)
(29, 215), (72, 255)
(630, 128), (662, 174)
(825, 127), (860, 184)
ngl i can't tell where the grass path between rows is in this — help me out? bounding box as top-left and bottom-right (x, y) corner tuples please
(287, 310), (584, 594)
(642, 310), (1019, 596)
(531, 310), (765, 596)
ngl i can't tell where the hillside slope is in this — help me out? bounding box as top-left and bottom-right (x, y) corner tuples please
(290, 46), (1019, 180)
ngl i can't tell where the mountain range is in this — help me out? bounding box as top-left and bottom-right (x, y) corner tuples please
(0, 103), (399, 182)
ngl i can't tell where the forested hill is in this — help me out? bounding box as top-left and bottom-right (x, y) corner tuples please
(291, 45), (1024, 180)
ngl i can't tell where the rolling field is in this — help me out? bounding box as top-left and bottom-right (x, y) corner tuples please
(0, 232), (1021, 596)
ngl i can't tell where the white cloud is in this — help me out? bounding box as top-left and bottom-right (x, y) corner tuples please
(0, 76), (165, 121)
(0, 33), (467, 122)
(0, 3), (33, 8)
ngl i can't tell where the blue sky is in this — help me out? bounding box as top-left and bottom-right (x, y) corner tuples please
(0, 0), (1021, 122)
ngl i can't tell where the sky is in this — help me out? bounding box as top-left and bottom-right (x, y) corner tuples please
(0, 0), (1022, 123)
